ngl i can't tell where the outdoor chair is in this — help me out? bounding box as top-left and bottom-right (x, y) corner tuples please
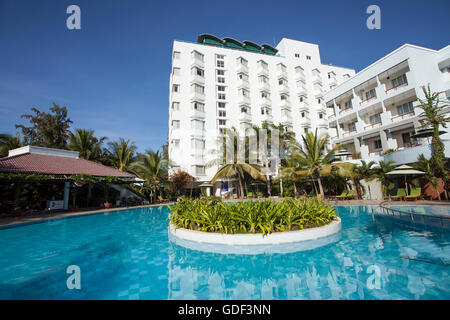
(391, 188), (406, 201)
(344, 190), (357, 200)
(405, 188), (421, 201)
(335, 190), (349, 200)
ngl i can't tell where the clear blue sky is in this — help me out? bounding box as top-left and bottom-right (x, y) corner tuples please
(0, 0), (449, 153)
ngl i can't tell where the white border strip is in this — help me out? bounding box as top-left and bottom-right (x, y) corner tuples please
(169, 217), (341, 245)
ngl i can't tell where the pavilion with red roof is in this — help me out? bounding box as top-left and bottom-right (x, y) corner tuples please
(0, 145), (137, 211)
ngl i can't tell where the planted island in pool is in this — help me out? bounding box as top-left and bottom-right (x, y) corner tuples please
(168, 197), (342, 249)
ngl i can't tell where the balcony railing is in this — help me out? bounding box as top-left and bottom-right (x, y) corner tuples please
(364, 122), (382, 130)
(369, 150), (382, 157)
(342, 130), (356, 137)
(391, 111), (414, 122)
(339, 107), (353, 115)
(385, 81), (409, 95)
(328, 113), (336, 119)
(359, 95), (377, 106)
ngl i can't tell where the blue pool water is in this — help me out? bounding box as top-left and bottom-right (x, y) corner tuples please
(0, 205), (449, 300)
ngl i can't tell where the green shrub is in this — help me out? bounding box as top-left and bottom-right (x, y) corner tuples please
(169, 197), (337, 235)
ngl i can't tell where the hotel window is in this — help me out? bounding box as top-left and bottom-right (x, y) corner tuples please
(192, 165), (205, 176)
(397, 101), (414, 115)
(261, 107), (270, 115)
(192, 101), (205, 112)
(173, 67), (181, 76)
(319, 113), (324, 119)
(217, 86), (226, 92)
(343, 74), (351, 80)
(172, 84), (180, 92)
(280, 94), (288, 100)
(301, 112), (305, 118)
(317, 98), (322, 104)
(348, 122), (356, 132)
(172, 120), (180, 129)
(369, 113), (382, 124)
(304, 128), (309, 133)
(238, 73), (249, 81)
(391, 74), (407, 88)
(219, 119), (226, 126)
(279, 78), (286, 85)
(219, 128), (226, 134)
(241, 106), (248, 113)
(261, 91), (270, 99)
(218, 110), (227, 117)
(172, 102), (180, 110)
(217, 69), (225, 75)
(192, 84), (204, 94)
(365, 88), (376, 100)
(374, 139), (382, 150)
(216, 60), (225, 68)
(295, 53), (300, 58)
(218, 93), (226, 100)
(237, 57), (248, 66)
(217, 76), (225, 83)
(172, 139), (180, 148)
(216, 54), (225, 60)
(218, 102), (226, 109)
(239, 88), (250, 97)
(306, 56), (311, 60)
(173, 51), (181, 60)
(344, 100), (352, 110)
(191, 119), (205, 130)
(192, 50), (204, 61)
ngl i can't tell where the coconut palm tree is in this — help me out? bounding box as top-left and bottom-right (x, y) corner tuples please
(131, 150), (167, 203)
(292, 129), (342, 198)
(278, 156), (301, 196)
(208, 127), (267, 198)
(375, 160), (395, 198)
(107, 138), (136, 172)
(68, 128), (106, 161)
(415, 85), (450, 179)
(0, 133), (25, 157)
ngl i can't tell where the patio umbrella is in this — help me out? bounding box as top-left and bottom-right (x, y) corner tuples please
(386, 165), (425, 196)
(410, 128), (447, 139)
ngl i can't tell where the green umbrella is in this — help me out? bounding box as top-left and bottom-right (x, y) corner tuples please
(386, 165), (425, 195)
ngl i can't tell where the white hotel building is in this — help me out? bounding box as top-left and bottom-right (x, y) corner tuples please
(168, 35), (355, 185)
(325, 43), (450, 166)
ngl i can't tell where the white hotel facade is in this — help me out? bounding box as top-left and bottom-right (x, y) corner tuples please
(168, 35), (355, 185)
(325, 44), (450, 166)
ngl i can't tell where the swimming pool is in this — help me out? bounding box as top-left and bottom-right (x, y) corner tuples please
(0, 205), (449, 299)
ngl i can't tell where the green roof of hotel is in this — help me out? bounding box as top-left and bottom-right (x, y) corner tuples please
(196, 34), (278, 55)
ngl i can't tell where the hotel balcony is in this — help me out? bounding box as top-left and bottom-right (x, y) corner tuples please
(239, 111), (252, 122)
(278, 82), (290, 94)
(191, 55), (205, 69)
(277, 65), (288, 78)
(384, 141), (450, 165)
(259, 96), (271, 106)
(238, 95), (251, 105)
(342, 129), (357, 137)
(190, 91), (205, 102)
(280, 99), (291, 111)
(237, 77), (250, 89)
(297, 85), (307, 96)
(258, 81), (270, 91)
(329, 77), (338, 87)
(296, 71), (305, 81)
(281, 111), (293, 123)
(257, 65), (269, 76)
(261, 112), (273, 123)
(236, 63), (249, 74)
(190, 127), (206, 137)
(190, 109), (206, 120)
(190, 73), (205, 85)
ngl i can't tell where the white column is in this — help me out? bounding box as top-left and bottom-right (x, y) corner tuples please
(63, 181), (70, 210)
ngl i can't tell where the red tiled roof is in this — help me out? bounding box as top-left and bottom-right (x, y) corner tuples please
(0, 153), (135, 178)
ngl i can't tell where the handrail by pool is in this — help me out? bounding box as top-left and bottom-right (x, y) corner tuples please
(376, 201), (450, 229)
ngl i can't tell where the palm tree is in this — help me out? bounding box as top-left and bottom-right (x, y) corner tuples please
(415, 85), (450, 179)
(107, 138), (136, 172)
(208, 127), (267, 198)
(279, 156), (300, 196)
(292, 129), (342, 198)
(0, 133), (25, 157)
(413, 154), (441, 200)
(375, 160), (395, 198)
(68, 129), (106, 161)
(354, 160), (377, 199)
(131, 150), (167, 203)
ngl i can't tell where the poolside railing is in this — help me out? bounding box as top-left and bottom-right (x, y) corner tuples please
(376, 201), (450, 229)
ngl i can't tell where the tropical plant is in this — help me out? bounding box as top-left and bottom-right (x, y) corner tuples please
(15, 103), (73, 149)
(169, 197), (337, 235)
(68, 128), (106, 160)
(131, 150), (167, 203)
(292, 129), (342, 198)
(208, 127), (267, 198)
(0, 132), (25, 157)
(375, 160), (395, 198)
(107, 138), (136, 171)
(413, 154), (441, 200)
(415, 85), (450, 180)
